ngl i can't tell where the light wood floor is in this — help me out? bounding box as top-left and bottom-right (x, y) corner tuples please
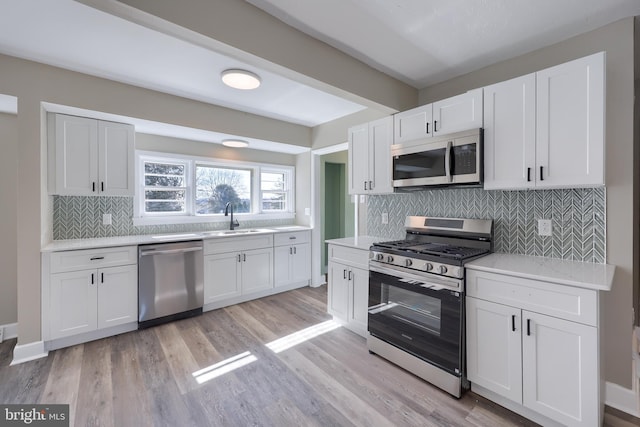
(0, 285), (637, 426)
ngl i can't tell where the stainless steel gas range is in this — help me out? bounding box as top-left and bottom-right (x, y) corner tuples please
(367, 216), (493, 398)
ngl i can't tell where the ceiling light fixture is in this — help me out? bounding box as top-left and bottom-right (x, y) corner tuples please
(222, 139), (249, 148)
(221, 69), (261, 90)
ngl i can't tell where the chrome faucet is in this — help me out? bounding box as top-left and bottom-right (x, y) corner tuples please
(224, 202), (240, 230)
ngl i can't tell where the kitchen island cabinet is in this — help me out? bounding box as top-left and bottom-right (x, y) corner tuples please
(465, 254), (614, 427)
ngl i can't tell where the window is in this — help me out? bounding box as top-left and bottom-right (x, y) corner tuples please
(142, 160), (189, 214)
(195, 165), (252, 214)
(136, 152), (294, 224)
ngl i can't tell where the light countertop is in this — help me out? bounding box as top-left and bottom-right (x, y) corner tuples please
(42, 226), (312, 252)
(466, 253), (615, 291)
(325, 236), (383, 251)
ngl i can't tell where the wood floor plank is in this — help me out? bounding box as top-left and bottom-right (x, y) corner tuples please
(40, 345), (84, 426)
(154, 322), (201, 395)
(74, 338), (115, 427)
(0, 353), (53, 404)
(110, 332), (153, 427)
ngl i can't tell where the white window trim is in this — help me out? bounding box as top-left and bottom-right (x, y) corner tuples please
(134, 150), (295, 226)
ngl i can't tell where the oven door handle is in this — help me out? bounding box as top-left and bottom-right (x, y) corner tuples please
(369, 264), (462, 292)
(445, 140), (453, 183)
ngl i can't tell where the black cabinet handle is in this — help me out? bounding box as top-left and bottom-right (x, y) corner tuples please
(364, 181), (368, 191)
(237, 254), (241, 263)
(92, 182), (96, 192)
(526, 319), (532, 336)
(527, 167), (531, 182)
(540, 166), (544, 181)
(101, 182), (104, 192)
(511, 315), (516, 332)
(294, 247), (297, 255)
(369, 180), (373, 190)
(289, 247), (293, 255)
(91, 273), (94, 285)
(90, 256), (104, 261)
(348, 270), (353, 281)
(426, 122), (429, 134)
(343, 269), (347, 279)
(434, 120), (438, 132)
(101, 272), (104, 283)
(243, 253), (246, 262)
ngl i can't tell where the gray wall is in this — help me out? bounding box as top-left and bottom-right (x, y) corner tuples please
(417, 18), (635, 389)
(0, 113), (17, 326)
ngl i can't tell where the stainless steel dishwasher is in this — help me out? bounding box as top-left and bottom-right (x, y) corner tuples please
(138, 240), (204, 328)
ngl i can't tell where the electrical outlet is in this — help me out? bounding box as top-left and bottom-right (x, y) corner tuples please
(304, 207), (310, 216)
(538, 219), (552, 236)
(359, 195), (366, 204)
(0, 327), (4, 343)
(381, 212), (389, 224)
(102, 213), (112, 226)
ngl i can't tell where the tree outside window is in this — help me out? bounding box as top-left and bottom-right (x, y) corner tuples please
(195, 165), (251, 214)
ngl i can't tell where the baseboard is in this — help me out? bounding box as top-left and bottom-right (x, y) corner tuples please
(0, 322), (18, 341)
(10, 341), (48, 365)
(605, 382), (640, 417)
(311, 274), (326, 287)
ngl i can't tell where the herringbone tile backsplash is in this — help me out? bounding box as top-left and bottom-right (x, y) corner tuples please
(52, 196), (293, 240)
(368, 188), (606, 263)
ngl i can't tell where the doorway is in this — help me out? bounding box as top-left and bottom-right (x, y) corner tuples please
(321, 153), (355, 274)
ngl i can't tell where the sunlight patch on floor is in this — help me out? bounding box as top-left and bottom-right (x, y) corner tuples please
(266, 320), (341, 354)
(192, 351), (258, 384)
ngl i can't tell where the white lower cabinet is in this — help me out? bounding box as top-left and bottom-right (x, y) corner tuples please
(204, 234), (274, 305)
(273, 231), (311, 288)
(327, 243), (369, 337)
(466, 269), (600, 427)
(46, 246), (138, 341)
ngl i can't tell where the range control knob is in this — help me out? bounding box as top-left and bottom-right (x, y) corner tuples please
(375, 253), (384, 261)
(386, 255), (394, 263)
(439, 265), (448, 274)
(425, 263), (434, 271)
(405, 259), (413, 267)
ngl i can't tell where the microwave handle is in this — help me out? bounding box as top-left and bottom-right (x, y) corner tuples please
(445, 140), (453, 182)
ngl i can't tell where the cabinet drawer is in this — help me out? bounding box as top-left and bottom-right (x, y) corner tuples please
(50, 246), (137, 273)
(274, 230), (310, 246)
(328, 244), (369, 270)
(466, 270), (598, 326)
(204, 234), (274, 255)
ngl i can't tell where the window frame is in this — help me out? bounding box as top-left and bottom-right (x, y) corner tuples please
(134, 151), (295, 226)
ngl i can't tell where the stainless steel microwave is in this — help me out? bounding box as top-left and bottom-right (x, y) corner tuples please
(391, 128), (483, 189)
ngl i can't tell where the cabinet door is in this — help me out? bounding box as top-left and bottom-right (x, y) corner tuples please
(536, 52), (605, 188)
(274, 245), (292, 287)
(466, 297), (522, 403)
(433, 88), (483, 136)
(349, 267), (369, 336)
(291, 243), (311, 284)
(393, 104), (433, 143)
(327, 261), (349, 321)
(98, 121), (135, 196)
(97, 265), (137, 329)
(522, 311), (598, 426)
(204, 253), (241, 303)
(54, 114), (98, 196)
(483, 74), (536, 190)
(348, 123), (370, 195)
(241, 248), (273, 294)
(50, 270), (98, 339)
(368, 116), (394, 195)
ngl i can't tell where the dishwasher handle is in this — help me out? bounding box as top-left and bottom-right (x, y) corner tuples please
(140, 247), (203, 256)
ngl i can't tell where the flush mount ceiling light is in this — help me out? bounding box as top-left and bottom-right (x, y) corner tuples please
(221, 69), (261, 90)
(222, 139), (249, 148)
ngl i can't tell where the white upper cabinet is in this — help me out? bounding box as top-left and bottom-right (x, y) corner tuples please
(393, 89), (482, 144)
(536, 52), (605, 188)
(483, 74), (537, 190)
(483, 52), (605, 190)
(393, 103), (433, 143)
(348, 116), (393, 195)
(49, 114), (135, 196)
(432, 88), (483, 136)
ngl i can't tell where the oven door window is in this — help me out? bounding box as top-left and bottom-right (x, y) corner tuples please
(368, 270), (462, 375)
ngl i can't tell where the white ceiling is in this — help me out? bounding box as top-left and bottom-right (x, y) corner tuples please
(0, 0), (365, 128)
(1, 0), (639, 152)
(248, 0), (640, 88)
